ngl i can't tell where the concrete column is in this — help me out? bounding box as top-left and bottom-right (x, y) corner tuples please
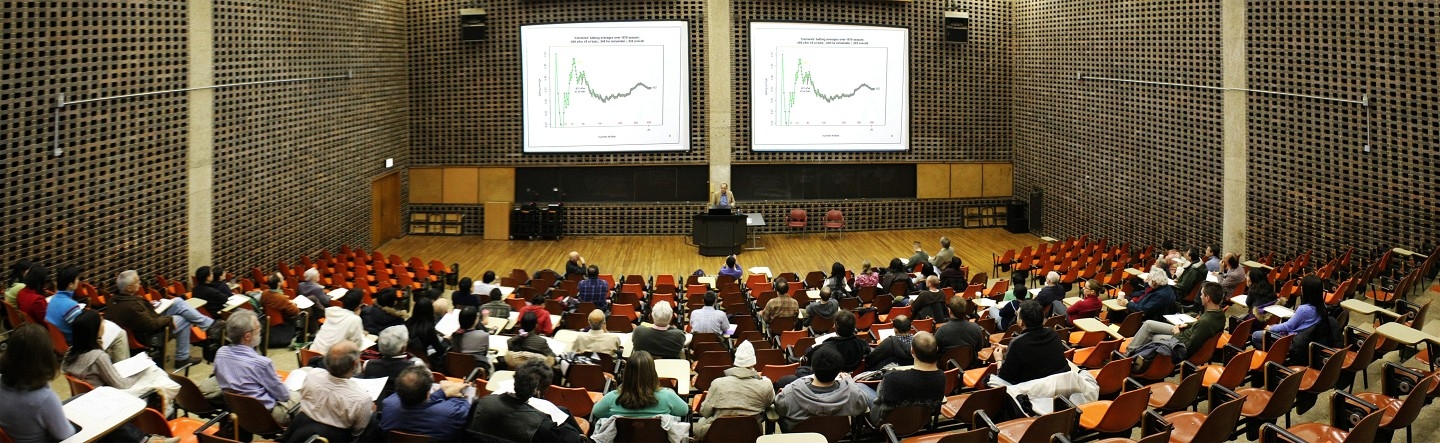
(704, 0), (733, 193)
(187, 0), (215, 271)
(1220, 0), (1247, 255)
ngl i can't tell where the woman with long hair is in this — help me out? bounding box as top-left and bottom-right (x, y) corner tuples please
(1245, 268), (1278, 320)
(452, 278), (480, 307)
(63, 310), (181, 415)
(0, 324), (76, 442)
(406, 295), (450, 367)
(1252, 275), (1327, 348)
(591, 351), (687, 420)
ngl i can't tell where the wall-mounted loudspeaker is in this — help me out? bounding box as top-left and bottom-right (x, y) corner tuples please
(460, 8), (487, 42)
(944, 11), (970, 43)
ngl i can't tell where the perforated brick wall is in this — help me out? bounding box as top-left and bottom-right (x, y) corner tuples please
(730, 0), (1013, 163)
(1, 1), (192, 281)
(1011, 0), (1225, 249)
(406, 0), (709, 166)
(210, 0), (412, 271)
(1246, 0), (1440, 257)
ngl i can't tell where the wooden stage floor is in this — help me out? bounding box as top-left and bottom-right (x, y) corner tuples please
(378, 228), (1043, 281)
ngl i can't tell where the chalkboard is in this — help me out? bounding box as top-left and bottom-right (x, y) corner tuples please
(732, 164), (915, 200)
(515, 166), (709, 202)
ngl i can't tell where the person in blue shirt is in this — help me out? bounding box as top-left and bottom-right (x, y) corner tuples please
(44, 265), (85, 344)
(380, 365), (471, 441)
(1252, 275), (1326, 348)
(710, 183), (736, 208)
(718, 255), (743, 281)
(576, 265), (610, 312)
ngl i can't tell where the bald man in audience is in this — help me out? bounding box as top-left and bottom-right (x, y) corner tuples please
(571, 309), (621, 358)
(292, 341), (373, 441)
(869, 331), (945, 425)
(564, 252), (586, 279)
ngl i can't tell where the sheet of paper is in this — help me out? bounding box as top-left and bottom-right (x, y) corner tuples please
(1264, 305), (1295, 318)
(1164, 314), (1196, 325)
(326, 288), (349, 300)
(101, 319), (123, 350)
(725, 323), (738, 336)
(435, 310), (462, 336)
(1230, 294), (1248, 307)
(293, 294), (315, 309)
(152, 298), (175, 314)
(353, 376), (388, 401)
(112, 353), (156, 379)
(876, 328), (896, 342)
(283, 367), (312, 392)
(360, 334), (378, 350)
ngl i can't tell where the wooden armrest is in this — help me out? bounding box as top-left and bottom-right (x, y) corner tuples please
(1209, 384), (1241, 405)
(1258, 423), (1309, 443)
(1265, 361), (1296, 388)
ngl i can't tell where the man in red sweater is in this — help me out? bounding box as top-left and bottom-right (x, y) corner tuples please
(517, 294), (553, 335)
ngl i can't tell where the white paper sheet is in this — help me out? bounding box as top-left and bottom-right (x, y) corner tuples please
(293, 294), (315, 309)
(435, 310), (462, 336)
(111, 353), (156, 379)
(353, 377), (388, 400)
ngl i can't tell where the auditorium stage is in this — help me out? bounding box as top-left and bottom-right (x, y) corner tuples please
(379, 227), (1042, 280)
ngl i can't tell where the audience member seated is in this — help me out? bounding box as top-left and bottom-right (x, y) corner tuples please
(63, 310), (181, 413)
(577, 265), (611, 312)
(1218, 253), (1245, 295)
(1066, 280), (1104, 324)
(1116, 266), (1176, 322)
(693, 341), (775, 439)
(508, 312), (556, 364)
(108, 270), (218, 367)
(210, 310), (298, 425)
(761, 276), (799, 323)
(911, 276), (947, 323)
(906, 242), (929, 269)
(0, 324), (78, 442)
(1002, 272), (1027, 302)
(406, 295), (452, 368)
(15, 263), (49, 326)
(718, 255), (743, 281)
(467, 360), (587, 442)
(854, 260), (880, 291)
(991, 273), (1032, 331)
(1252, 275), (1325, 348)
(1173, 248), (1207, 300)
(471, 271), (500, 300)
(571, 309), (622, 358)
(191, 266), (228, 316)
(824, 262), (852, 299)
(296, 341), (373, 441)
(432, 297), (453, 318)
(360, 288), (408, 335)
(866, 315), (915, 370)
(518, 294), (555, 336)
(994, 300), (1069, 385)
(776, 345), (873, 431)
(259, 272), (304, 348)
(380, 365), (471, 441)
(689, 291), (728, 335)
(564, 251), (587, 279)
(1034, 271), (1066, 313)
(479, 288), (512, 320)
(779, 310), (870, 390)
(310, 289), (365, 354)
(1245, 267), (1279, 320)
(932, 236), (955, 268)
(805, 286), (840, 325)
(938, 257), (967, 291)
(935, 296), (987, 358)
(1129, 282), (1226, 372)
(451, 278), (481, 308)
(882, 258), (915, 300)
(5, 259), (30, 307)
(633, 303), (685, 360)
(450, 306), (491, 367)
(43, 265), (84, 343)
(592, 351), (688, 420)
(868, 331), (945, 425)
(362, 326), (420, 398)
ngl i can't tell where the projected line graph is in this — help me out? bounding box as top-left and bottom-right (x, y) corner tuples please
(772, 47), (888, 127)
(547, 45), (664, 128)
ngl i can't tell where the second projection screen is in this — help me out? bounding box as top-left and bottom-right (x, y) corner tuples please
(521, 21), (690, 153)
(750, 23), (910, 152)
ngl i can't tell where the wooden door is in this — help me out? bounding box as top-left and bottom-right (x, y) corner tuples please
(371, 171), (402, 247)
